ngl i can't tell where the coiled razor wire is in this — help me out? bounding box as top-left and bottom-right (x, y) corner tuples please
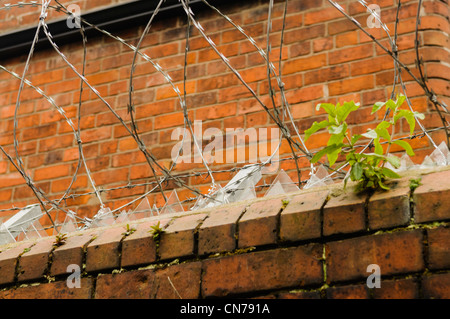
(0, 0), (448, 235)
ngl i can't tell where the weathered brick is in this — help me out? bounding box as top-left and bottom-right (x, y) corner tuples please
(422, 273), (450, 299)
(238, 197), (284, 248)
(326, 284), (369, 299)
(50, 231), (98, 277)
(427, 226), (450, 270)
(326, 230), (424, 283)
(159, 213), (208, 260)
(368, 178), (411, 230)
(323, 189), (367, 236)
(86, 226), (125, 272)
(280, 190), (329, 242)
(95, 262), (202, 299)
(372, 278), (419, 299)
(277, 290), (321, 299)
(0, 278), (94, 299)
(17, 237), (54, 282)
(198, 203), (247, 255)
(201, 245), (323, 297)
(413, 169), (450, 223)
(0, 242), (33, 286)
(121, 218), (171, 268)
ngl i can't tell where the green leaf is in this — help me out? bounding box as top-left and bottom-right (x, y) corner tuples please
(304, 120), (330, 141)
(362, 129), (377, 139)
(316, 103), (336, 117)
(386, 155), (401, 168)
(311, 143), (344, 164)
(351, 134), (362, 146)
(376, 121), (391, 130)
(378, 179), (391, 190)
(381, 167), (401, 179)
(395, 94), (406, 108)
(386, 99), (397, 111)
(371, 101), (385, 114)
(394, 109), (415, 134)
(393, 140), (415, 156)
(414, 111), (425, 120)
(350, 162), (363, 181)
(328, 123), (346, 135)
(374, 137), (383, 155)
(375, 127), (391, 142)
(327, 148), (341, 167)
(337, 101), (360, 123)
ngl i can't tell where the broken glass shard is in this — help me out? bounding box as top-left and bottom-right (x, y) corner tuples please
(0, 204), (43, 243)
(150, 204), (160, 217)
(304, 165), (332, 189)
(398, 153), (416, 171)
(60, 210), (78, 233)
(191, 185), (229, 211)
(420, 155), (435, 168)
(115, 210), (131, 224)
(0, 223), (16, 245)
(429, 141), (449, 166)
(264, 169), (299, 196)
(160, 190), (185, 215)
(16, 219), (48, 241)
(221, 164), (261, 203)
(132, 197), (152, 219)
(225, 177), (257, 203)
(90, 207), (115, 228)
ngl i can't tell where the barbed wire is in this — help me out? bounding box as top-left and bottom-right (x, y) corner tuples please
(0, 0), (448, 234)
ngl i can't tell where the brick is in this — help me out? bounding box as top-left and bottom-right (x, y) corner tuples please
(280, 190), (329, 242)
(121, 218), (171, 268)
(282, 53), (327, 75)
(326, 230), (424, 283)
(198, 203), (247, 255)
(0, 242), (33, 286)
(95, 262), (202, 299)
(413, 169), (450, 223)
(326, 284), (369, 299)
(427, 227), (450, 270)
(0, 278), (94, 299)
(367, 178), (411, 230)
(159, 213), (208, 260)
(422, 273), (450, 299)
(34, 164), (70, 181)
(372, 278), (419, 299)
(330, 44), (374, 66)
(277, 291), (321, 299)
(201, 245), (323, 298)
(86, 226), (125, 272)
(50, 231), (98, 277)
(238, 197), (284, 248)
(328, 75), (374, 96)
(323, 189), (367, 236)
(17, 237), (54, 282)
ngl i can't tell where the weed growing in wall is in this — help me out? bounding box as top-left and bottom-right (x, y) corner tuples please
(305, 94), (424, 193)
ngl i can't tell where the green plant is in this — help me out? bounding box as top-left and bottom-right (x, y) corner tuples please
(53, 232), (67, 248)
(149, 221), (165, 242)
(122, 224), (136, 237)
(305, 94), (423, 192)
(281, 199), (290, 208)
(409, 177), (422, 191)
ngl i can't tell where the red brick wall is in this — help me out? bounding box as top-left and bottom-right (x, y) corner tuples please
(0, 0), (449, 228)
(0, 168), (449, 299)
